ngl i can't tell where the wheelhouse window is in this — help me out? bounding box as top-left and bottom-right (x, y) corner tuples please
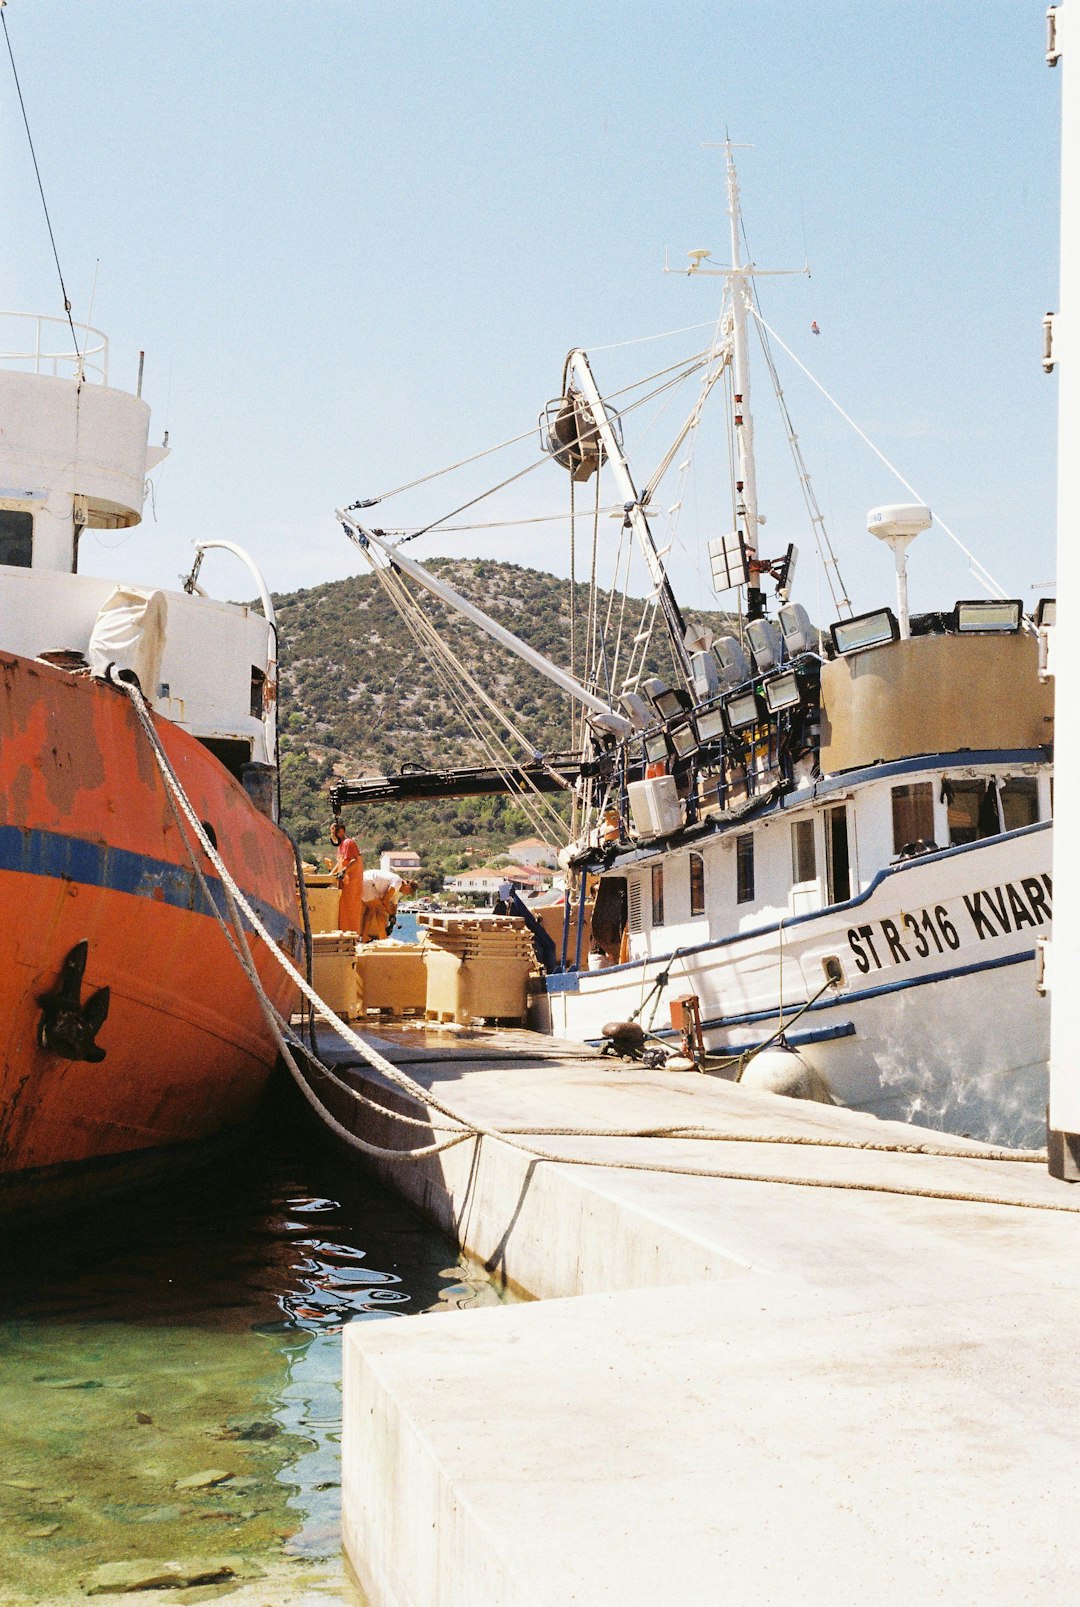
(689, 852), (705, 917)
(735, 834), (754, 904)
(0, 509), (33, 569)
(1001, 777), (1039, 831)
(791, 818), (816, 884)
(944, 778), (1001, 845)
(892, 782), (935, 855)
(825, 804), (851, 904)
(651, 864), (665, 926)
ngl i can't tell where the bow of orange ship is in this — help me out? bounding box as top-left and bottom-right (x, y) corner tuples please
(0, 314), (303, 1217)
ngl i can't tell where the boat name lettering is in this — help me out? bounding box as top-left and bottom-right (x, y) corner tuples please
(845, 874), (1052, 974)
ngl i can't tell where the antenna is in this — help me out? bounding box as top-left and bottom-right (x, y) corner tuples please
(867, 503), (932, 639)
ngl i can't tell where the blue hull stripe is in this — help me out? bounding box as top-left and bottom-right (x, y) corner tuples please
(587, 1020), (858, 1051)
(579, 950), (1035, 1048)
(0, 822), (302, 953)
(547, 819), (1051, 989)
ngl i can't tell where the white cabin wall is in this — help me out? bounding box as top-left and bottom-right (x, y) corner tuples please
(0, 567), (274, 762)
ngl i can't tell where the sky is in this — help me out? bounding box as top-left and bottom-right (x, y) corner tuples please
(0, 1), (1063, 632)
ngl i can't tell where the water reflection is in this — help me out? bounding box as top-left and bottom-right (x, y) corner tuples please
(0, 1100), (502, 1602)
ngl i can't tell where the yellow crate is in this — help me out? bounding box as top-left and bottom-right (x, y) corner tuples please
(355, 941), (427, 1016)
(311, 938), (360, 1019)
(423, 948), (531, 1024)
(303, 873), (341, 936)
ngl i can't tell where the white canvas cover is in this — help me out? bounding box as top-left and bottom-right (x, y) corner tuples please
(87, 586), (168, 694)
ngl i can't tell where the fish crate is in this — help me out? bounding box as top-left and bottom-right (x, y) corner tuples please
(422, 946), (532, 1026)
(311, 932), (361, 1019)
(355, 940), (427, 1017)
(302, 872), (341, 936)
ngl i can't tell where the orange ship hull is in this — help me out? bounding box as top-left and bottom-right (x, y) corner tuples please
(0, 651), (303, 1214)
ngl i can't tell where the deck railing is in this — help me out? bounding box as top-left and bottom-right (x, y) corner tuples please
(0, 311), (108, 383)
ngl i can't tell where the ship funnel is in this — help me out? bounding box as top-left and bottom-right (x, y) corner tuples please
(867, 503), (932, 640)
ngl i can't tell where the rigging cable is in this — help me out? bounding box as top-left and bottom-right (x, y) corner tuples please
(355, 347), (712, 514)
(747, 302), (1010, 599)
(2, 6), (81, 366)
(747, 291), (852, 616)
(345, 533), (573, 839)
(383, 352), (715, 547)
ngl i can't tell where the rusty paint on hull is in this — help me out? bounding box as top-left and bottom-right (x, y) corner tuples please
(0, 651), (302, 1189)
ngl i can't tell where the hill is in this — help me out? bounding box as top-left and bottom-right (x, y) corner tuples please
(275, 559), (736, 887)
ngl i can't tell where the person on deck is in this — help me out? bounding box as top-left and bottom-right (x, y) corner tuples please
(327, 821), (364, 934)
(359, 870), (418, 943)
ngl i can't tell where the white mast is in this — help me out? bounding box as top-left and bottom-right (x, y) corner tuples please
(684, 141), (808, 613)
(725, 144), (760, 576)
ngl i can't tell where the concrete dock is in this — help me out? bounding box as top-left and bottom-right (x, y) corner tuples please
(322, 1026), (1080, 1606)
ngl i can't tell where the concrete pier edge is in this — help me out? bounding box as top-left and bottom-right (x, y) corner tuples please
(332, 1029), (1080, 1606)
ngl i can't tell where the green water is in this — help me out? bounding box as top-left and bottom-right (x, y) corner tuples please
(0, 1106), (503, 1604)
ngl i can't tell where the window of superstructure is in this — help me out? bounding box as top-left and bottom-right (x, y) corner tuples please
(735, 834), (754, 904)
(1000, 777), (1039, 831)
(825, 804), (851, 904)
(891, 782), (935, 855)
(689, 852), (705, 917)
(651, 864), (665, 926)
(0, 510), (33, 569)
(790, 819), (816, 884)
(944, 779), (1000, 846)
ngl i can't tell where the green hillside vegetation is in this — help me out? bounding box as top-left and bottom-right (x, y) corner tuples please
(275, 559), (736, 888)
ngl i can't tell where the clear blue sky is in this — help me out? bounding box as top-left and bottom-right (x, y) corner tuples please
(1, 0), (1061, 627)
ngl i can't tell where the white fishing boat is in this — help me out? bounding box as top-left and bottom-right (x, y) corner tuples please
(335, 145), (1053, 1150)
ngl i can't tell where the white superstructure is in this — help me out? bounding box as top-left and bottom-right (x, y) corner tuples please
(0, 313), (280, 792)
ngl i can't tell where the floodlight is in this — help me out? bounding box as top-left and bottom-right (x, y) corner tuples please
(690, 650), (720, 701)
(709, 531), (749, 594)
(683, 622), (715, 654)
(779, 601), (814, 657)
(955, 599), (1023, 634)
(693, 706), (727, 743)
(746, 618), (783, 673)
(830, 608), (900, 656)
(724, 689), (762, 733)
(669, 721), (698, 758)
(641, 677), (688, 721)
(1036, 598), (1056, 628)
(643, 732), (669, 764)
(764, 670), (802, 713)
(620, 692), (652, 730)
(713, 635), (753, 689)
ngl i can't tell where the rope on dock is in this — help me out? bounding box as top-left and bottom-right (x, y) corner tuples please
(120, 677), (1071, 1211)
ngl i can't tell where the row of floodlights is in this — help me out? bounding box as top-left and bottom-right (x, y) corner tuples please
(633, 663), (813, 763)
(830, 597), (1053, 656)
(623, 595), (1054, 761)
(622, 601), (817, 729)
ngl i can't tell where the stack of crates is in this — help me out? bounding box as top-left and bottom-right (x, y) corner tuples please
(311, 931), (362, 1019)
(354, 939), (427, 1017)
(419, 914), (535, 1025)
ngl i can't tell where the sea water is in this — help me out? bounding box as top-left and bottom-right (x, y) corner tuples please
(0, 1102), (504, 1605)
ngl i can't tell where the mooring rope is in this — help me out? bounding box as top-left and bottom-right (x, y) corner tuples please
(118, 676), (1069, 1213)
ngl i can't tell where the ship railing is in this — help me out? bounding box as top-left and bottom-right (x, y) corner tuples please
(0, 311), (108, 383)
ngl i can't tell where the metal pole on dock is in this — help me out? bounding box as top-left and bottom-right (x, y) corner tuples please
(1047, 3), (1080, 1177)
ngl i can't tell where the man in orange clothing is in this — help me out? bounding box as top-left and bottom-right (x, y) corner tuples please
(328, 820), (364, 934)
(359, 870), (418, 943)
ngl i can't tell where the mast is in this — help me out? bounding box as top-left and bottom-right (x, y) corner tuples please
(725, 144), (763, 614)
